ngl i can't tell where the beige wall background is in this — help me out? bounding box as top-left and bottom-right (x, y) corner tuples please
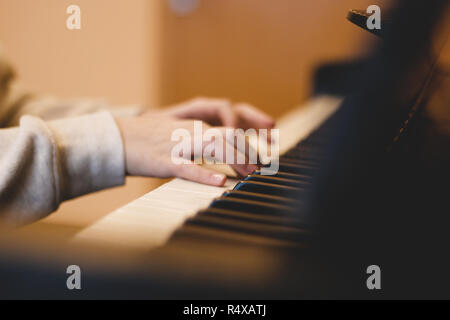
(0, 0), (389, 234)
(0, 0), (160, 105)
(158, 0), (389, 117)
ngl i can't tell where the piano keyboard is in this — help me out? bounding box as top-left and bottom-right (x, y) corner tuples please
(72, 95), (342, 250)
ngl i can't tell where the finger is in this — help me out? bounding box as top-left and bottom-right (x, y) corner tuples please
(166, 98), (238, 127)
(192, 98), (237, 127)
(224, 141), (258, 177)
(217, 127), (259, 164)
(230, 162), (258, 177)
(190, 98), (237, 127)
(174, 163), (227, 187)
(207, 136), (257, 176)
(181, 122), (257, 176)
(234, 103), (275, 129)
(216, 103), (238, 127)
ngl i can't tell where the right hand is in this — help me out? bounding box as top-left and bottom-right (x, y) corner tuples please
(115, 115), (258, 187)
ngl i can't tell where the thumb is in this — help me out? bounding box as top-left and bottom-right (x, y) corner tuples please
(174, 163), (226, 187)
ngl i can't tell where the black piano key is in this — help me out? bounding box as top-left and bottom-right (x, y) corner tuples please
(252, 170), (313, 181)
(276, 161), (317, 174)
(198, 208), (305, 228)
(244, 174), (310, 188)
(279, 158), (317, 166)
(171, 223), (303, 247)
(278, 157), (319, 168)
(258, 161), (315, 175)
(210, 197), (296, 216)
(223, 190), (296, 205)
(185, 214), (309, 243)
(233, 181), (304, 198)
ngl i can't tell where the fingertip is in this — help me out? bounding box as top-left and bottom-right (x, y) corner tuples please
(260, 155), (272, 165)
(177, 164), (227, 187)
(232, 164), (256, 177)
(235, 103), (275, 129)
(211, 173), (226, 186)
(260, 116), (275, 129)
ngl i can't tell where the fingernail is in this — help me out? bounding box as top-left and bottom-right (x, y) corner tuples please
(212, 174), (226, 185)
(260, 156), (271, 165)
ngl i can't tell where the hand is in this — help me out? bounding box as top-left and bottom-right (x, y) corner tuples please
(115, 116), (259, 187)
(143, 97), (275, 129)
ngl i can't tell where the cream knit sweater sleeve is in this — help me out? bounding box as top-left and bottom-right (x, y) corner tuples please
(0, 52), (135, 226)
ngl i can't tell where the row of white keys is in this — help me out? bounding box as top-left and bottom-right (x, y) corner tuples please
(72, 95), (342, 250)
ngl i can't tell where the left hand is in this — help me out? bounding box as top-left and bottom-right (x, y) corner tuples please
(143, 97), (275, 130)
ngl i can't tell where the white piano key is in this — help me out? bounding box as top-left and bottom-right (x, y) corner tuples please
(276, 95), (342, 155)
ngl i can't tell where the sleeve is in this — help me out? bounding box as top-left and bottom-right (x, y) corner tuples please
(1, 82), (142, 127)
(0, 111), (126, 226)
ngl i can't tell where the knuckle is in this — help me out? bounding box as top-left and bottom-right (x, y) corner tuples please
(210, 97), (231, 107)
(220, 99), (232, 108)
(234, 102), (251, 110)
(222, 102), (233, 111)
